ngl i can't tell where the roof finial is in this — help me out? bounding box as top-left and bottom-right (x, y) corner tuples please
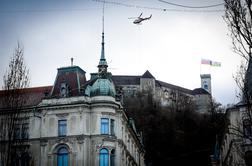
(102, 1), (104, 36)
(71, 57), (73, 66)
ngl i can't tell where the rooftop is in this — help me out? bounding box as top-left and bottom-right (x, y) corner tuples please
(0, 86), (52, 108)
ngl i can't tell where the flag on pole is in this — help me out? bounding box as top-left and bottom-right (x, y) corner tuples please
(211, 61), (221, 67)
(201, 59), (211, 65)
(201, 59), (221, 67)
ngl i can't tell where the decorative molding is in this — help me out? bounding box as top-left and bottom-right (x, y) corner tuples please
(101, 112), (116, 116)
(117, 139), (124, 148)
(76, 135), (85, 144)
(56, 113), (69, 118)
(56, 137), (69, 143)
(42, 110), (47, 117)
(40, 139), (48, 146)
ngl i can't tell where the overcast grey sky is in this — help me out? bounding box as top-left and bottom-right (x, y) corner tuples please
(0, 0), (242, 105)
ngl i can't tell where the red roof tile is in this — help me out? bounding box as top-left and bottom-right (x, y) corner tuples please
(0, 86), (52, 109)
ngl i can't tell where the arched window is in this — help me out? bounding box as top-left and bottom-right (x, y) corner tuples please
(57, 147), (68, 166)
(204, 84), (208, 90)
(100, 148), (109, 166)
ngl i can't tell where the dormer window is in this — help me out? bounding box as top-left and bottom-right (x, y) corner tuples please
(60, 83), (69, 97)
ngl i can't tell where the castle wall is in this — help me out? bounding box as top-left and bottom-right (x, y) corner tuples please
(194, 94), (212, 113)
(115, 79), (210, 112)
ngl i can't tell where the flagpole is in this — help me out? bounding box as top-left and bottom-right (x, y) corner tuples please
(200, 59), (202, 75)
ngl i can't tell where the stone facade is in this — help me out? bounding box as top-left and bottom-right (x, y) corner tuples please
(26, 95), (144, 166)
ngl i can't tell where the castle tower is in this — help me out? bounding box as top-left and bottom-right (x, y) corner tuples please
(200, 74), (212, 94)
(140, 70), (155, 94)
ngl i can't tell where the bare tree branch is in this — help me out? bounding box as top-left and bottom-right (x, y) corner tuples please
(224, 0), (252, 61)
(0, 42), (30, 166)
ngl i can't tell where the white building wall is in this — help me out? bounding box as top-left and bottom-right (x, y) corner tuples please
(26, 96), (144, 166)
(220, 106), (252, 166)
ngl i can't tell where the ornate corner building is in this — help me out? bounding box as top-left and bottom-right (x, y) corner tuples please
(30, 82), (145, 166)
(0, 32), (145, 166)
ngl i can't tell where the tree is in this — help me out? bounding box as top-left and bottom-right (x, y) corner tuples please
(224, 0), (252, 135)
(222, 1), (252, 165)
(123, 90), (225, 166)
(0, 43), (30, 166)
(224, 0), (252, 99)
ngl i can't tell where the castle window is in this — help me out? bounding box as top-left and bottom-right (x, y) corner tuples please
(101, 118), (109, 134)
(58, 120), (67, 137)
(204, 84), (208, 90)
(100, 148), (109, 166)
(57, 147), (68, 166)
(164, 90), (169, 98)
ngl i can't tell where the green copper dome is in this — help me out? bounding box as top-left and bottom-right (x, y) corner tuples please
(85, 24), (116, 98)
(89, 78), (116, 97)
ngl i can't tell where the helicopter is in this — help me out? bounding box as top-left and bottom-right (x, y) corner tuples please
(129, 13), (152, 24)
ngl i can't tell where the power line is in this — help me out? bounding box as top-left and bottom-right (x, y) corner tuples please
(0, 1), (224, 14)
(93, 0), (224, 13)
(158, 0), (224, 9)
(0, 8), (95, 13)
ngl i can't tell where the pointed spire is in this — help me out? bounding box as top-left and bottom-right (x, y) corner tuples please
(98, 32), (107, 67)
(98, 2), (108, 73)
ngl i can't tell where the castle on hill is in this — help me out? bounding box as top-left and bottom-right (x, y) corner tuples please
(49, 63), (212, 114)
